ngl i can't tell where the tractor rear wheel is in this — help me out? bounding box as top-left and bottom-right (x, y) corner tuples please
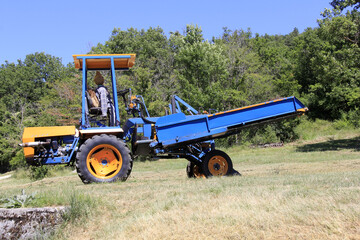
(201, 150), (233, 177)
(76, 134), (132, 184)
(186, 161), (205, 178)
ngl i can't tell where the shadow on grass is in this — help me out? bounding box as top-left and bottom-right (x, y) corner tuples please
(296, 136), (360, 152)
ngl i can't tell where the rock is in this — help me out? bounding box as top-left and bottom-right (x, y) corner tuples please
(0, 207), (66, 240)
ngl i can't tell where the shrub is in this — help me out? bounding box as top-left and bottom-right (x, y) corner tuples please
(29, 165), (49, 181)
(9, 149), (27, 169)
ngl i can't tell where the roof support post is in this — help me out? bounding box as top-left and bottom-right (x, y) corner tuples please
(81, 58), (87, 127)
(110, 57), (120, 125)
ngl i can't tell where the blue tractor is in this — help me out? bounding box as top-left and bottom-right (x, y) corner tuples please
(20, 54), (308, 183)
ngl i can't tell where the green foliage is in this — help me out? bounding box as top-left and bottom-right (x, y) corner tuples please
(29, 165), (49, 181)
(330, 0), (360, 12)
(252, 29), (301, 97)
(175, 27), (229, 110)
(347, 108), (360, 126)
(0, 189), (37, 208)
(9, 149), (26, 169)
(295, 8), (360, 119)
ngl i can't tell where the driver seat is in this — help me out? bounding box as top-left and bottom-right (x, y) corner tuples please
(86, 89), (101, 115)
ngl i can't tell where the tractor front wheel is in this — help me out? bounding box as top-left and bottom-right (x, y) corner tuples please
(76, 134), (132, 184)
(201, 150), (233, 177)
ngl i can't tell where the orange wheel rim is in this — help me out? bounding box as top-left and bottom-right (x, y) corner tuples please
(208, 155), (228, 176)
(86, 144), (122, 179)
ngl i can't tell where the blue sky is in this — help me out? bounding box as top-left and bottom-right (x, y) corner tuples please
(0, 0), (332, 65)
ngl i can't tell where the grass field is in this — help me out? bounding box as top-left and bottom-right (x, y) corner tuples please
(1, 120), (360, 239)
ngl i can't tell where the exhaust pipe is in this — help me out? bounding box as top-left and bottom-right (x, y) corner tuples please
(19, 142), (50, 147)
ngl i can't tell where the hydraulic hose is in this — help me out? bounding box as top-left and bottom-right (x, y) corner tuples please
(136, 100), (156, 124)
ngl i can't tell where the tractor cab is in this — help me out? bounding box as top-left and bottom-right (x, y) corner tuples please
(72, 54), (136, 129)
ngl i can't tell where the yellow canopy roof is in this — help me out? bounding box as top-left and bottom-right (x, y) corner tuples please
(73, 54), (136, 70)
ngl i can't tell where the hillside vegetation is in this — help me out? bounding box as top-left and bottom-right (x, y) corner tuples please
(0, 1), (360, 175)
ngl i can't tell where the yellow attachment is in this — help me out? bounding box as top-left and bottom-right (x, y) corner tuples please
(296, 107), (308, 113)
(128, 96), (139, 109)
(22, 126), (76, 159)
(73, 54), (136, 70)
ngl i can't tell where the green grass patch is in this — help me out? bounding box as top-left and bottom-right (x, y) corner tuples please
(294, 117), (360, 141)
(12, 165), (75, 181)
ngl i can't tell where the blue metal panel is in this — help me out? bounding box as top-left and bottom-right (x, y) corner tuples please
(156, 117), (208, 143)
(62, 135), (75, 144)
(143, 124), (152, 138)
(156, 113), (206, 128)
(156, 113), (186, 127)
(208, 97), (302, 130)
(41, 157), (68, 164)
(123, 117), (160, 141)
(154, 97), (306, 147)
(160, 127), (227, 147)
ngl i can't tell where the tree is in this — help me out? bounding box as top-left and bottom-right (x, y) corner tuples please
(330, 0), (360, 12)
(0, 53), (68, 172)
(174, 25), (229, 111)
(294, 6), (360, 120)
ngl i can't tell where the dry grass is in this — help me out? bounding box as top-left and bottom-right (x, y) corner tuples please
(1, 133), (360, 239)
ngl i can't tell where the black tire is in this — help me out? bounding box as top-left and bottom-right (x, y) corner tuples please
(186, 161), (205, 178)
(186, 161), (194, 178)
(127, 153), (134, 178)
(230, 168), (241, 176)
(76, 134), (133, 184)
(201, 150), (233, 177)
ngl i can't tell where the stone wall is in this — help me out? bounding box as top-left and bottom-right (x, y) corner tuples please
(0, 207), (65, 240)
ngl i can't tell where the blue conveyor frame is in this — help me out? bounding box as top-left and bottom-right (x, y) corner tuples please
(125, 96), (307, 157)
